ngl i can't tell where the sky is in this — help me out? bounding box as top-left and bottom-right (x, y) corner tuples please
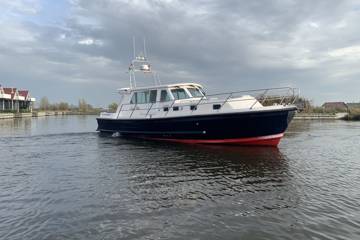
(1, 0), (360, 107)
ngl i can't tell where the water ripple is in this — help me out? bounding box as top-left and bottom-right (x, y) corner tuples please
(1, 116), (360, 239)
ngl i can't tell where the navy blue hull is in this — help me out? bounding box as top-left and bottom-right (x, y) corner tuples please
(97, 107), (296, 145)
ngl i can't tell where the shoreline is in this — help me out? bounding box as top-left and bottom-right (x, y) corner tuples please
(1, 111), (358, 121)
(0, 111), (99, 119)
(294, 112), (348, 120)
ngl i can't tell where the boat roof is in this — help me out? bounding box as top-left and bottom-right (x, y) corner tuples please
(117, 82), (203, 92)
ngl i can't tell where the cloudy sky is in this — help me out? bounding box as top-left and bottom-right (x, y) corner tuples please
(1, 0), (360, 106)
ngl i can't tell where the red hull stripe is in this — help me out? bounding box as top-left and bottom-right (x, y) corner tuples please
(146, 133), (284, 147)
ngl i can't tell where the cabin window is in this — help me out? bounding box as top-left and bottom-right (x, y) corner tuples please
(130, 91), (150, 104)
(171, 88), (189, 100)
(150, 90), (157, 103)
(160, 90), (170, 102)
(190, 105), (197, 110)
(139, 91), (150, 104)
(173, 106), (179, 111)
(130, 93), (137, 104)
(187, 87), (203, 97)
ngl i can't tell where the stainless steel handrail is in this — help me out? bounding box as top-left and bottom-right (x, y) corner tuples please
(145, 102), (154, 118)
(165, 99), (176, 116)
(221, 93), (232, 107)
(118, 96), (295, 113)
(129, 103), (137, 118)
(260, 89), (269, 105)
(116, 104), (123, 119)
(194, 95), (205, 108)
(115, 87), (299, 117)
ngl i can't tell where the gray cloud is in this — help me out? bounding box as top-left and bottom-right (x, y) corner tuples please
(1, 0), (360, 106)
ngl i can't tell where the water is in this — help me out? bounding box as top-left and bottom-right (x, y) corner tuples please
(0, 116), (360, 239)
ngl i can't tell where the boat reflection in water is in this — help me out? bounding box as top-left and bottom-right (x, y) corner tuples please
(96, 136), (298, 216)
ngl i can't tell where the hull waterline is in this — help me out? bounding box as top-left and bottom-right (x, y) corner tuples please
(144, 133), (284, 147)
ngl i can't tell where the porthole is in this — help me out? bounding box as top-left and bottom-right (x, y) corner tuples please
(213, 104), (221, 110)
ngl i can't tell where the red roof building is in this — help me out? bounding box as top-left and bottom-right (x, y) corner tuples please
(3, 88), (17, 99)
(0, 86), (36, 112)
(18, 90), (29, 99)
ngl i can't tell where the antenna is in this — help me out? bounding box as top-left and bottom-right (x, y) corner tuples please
(132, 36), (136, 59)
(143, 38), (147, 58)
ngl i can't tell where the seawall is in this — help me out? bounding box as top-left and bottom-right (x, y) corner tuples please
(1, 111), (96, 120)
(294, 112), (348, 120)
(0, 113), (15, 119)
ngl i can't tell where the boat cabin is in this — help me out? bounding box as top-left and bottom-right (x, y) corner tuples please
(119, 83), (206, 106)
(97, 82), (264, 120)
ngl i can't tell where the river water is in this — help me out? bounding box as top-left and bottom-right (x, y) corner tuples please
(0, 116), (359, 239)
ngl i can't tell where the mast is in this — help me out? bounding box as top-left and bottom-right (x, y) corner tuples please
(128, 38), (160, 88)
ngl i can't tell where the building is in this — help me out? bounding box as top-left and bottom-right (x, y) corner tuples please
(0, 86), (36, 112)
(322, 102), (348, 112)
(347, 102), (360, 109)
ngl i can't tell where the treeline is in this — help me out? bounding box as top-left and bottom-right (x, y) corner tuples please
(295, 97), (360, 116)
(36, 97), (119, 113)
(37, 97), (99, 113)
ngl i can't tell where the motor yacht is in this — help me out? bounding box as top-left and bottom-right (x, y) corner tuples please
(97, 45), (297, 146)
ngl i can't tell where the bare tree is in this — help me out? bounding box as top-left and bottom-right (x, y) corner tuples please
(39, 97), (49, 111)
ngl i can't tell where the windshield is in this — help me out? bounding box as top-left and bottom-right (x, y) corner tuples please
(160, 90), (170, 102)
(187, 87), (204, 97)
(171, 88), (189, 100)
